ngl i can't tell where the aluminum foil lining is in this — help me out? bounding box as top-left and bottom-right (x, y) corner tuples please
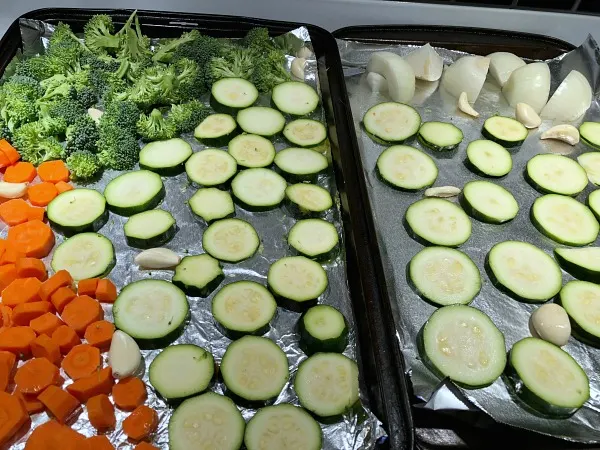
(339, 34), (600, 443)
(5, 18), (385, 449)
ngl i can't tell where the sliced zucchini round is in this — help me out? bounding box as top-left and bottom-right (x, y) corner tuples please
(237, 107), (286, 138)
(362, 102), (421, 145)
(172, 254), (223, 297)
(526, 154), (588, 196)
(462, 180), (519, 224)
(409, 247), (481, 306)
(272, 81), (319, 116)
(554, 247), (600, 282)
(488, 241), (562, 302)
(210, 77), (259, 113)
(113, 279), (189, 341)
(124, 209), (176, 249)
(149, 344), (214, 401)
(418, 121), (463, 151)
(194, 113), (238, 147)
(283, 119), (327, 148)
(288, 219), (338, 260)
(231, 168), (287, 211)
(189, 188), (235, 223)
(139, 138), (192, 176)
(47, 188), (107, 234)
(577, 152), (600, 186)
(227, 134), (276, 168)
(587, 189), (600, 221)
(285, 183), (333, 215)
(532, 194), (599, 246)
(185, 149), (237, 187)
(299, 305), (348, 355)
(560, 280), (600, 346)
(376, 145), (437, 190)
(405, 198), (472, 247)
(274, 147), (328, 181)
(51, 232), (115, 281)
(482, 116), (528, 147)
(465, 139), (512, 177)
(202, 218), (259, 263)
(268, 256), (328, 310)
(104, 170), (164, 216)
(579, 121), (600, 150)
(421, 304), (506, 388)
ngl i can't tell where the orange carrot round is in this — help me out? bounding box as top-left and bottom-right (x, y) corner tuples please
(24, 419), (86, 449)
(4, 162), (36, 183)
(61, 295), (103, 335)
(12, 301), (52, 326)
(122, 405), (158, 441)
(15, 258), (47, 281)
(31, 312), (65, 337)
(14, 357), (60, 394)
(66, 367), (114, 403)
(49, 286), (76, 313)
(61, 344), (100, 380)
(14, 389), (44, 414)
(55, 181), (74, 194)
(84, 320), (114, 350)
(1, 277), (42, 307)
(0, 326), (36, 356)
(37, 161), (70, 184)
(77, 278), (99, 297)
(95, 279), (117, 303)
(0, 140), (21, 165)
(30, 334), (61, 366)
(40, 270), (74, 302)
(112, 377), (147, 411)
(0, 199), (32, 226)
(27, 182), (58, 207)
(82, 435), (115, 450)
(26, 206), (45, 222)
(87, 394), (116, 430)
(0, 264), (17, 293)
(0, 245), (25, 266)
(38, 385), (80, 423)
(134, 442), (159, 450)
(0, 305), (12, 329)
(7, 220), (55, 259)
(0, 391), (28, 446)
(0, 351), (16, 392)
(51, 325), (80, 355)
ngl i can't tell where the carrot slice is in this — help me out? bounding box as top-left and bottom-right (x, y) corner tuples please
(0, 140), (21, 165)
(66, 367), (113, 403)
(87, 394), (116, 430)
(37, 161), (70, 184)
(16, 258), (47, 281)
(62, 344), (100, 380)
(14, 357), (60, 394)
(30, 334), (61, 366)
(27, 182), (58, 207)
(112, 377), (147, 411)
(30, 312), (65, 337)
(61, 295), (103, 335)
(95, 279), (117, 303)
(0, 199), (32, 226)
(0, 305), (12, 329)
(49, 286), (77, 313)
(51, 325), (80, 355)
(81, 435), (115, 450)
(38, 385), (80, 424)
(25, 419), (85, 450)
(0, 150), (10, 169)
(0, 326), (36, 356)
(7, 220), (55, 259)
(0, 245), (25, 265)
(0, 264), (17, 292)
(1, 277), (42, 307)
(40, 270), (73, 302)
(4, 162), (36, 184)
(27, 206), (45, 222)
(122, 405), (158, 441)
(55, 181), (74, 194)
(0, 351), (16, 392)
(12, 302), (52, 326)
(0, 391), (28, 445)
(77, 278), (99, 297)
(84, 320), (114, 350)
(14, 389), (44, 414)
(134, 442), (159, 450)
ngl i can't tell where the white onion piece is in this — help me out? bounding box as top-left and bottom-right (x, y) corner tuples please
(487, 52), (526, 87)
(366, 52), (415, 103)
(412, 79), (439, 105)
(440, 56), (490, 102)
(404, 43), (443, 81)
(540, 70), (592, 122)
(502, 62), (550, 114)
(365, 72), (388, 93)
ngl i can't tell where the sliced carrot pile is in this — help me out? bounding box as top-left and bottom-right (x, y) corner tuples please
(14, 357), (60, 395)
(38, 385), (80, 423)
(0, 305), (12, 329)
(112, 377), (147, 411)
(0, 140), (21, 165)
(0, 245), (25, 265)
(12, 302), (52, 326)
(50, 286), (76, 313)
(87, 394), (116, 430)
(0, 351), (16, 392)
(24, 419), (85, 450)
(16, 258), (47, 281)
(62, 344), (100, 380)
(122, 405), (158, 441)
(14, 389), (44, 414)
(40, 270), (74, 302)
(66, 367), (113, 403)
(27, 182), (58, 207)
(30, 334), (61, 366)
(51, 325), (80, 355)
(2, 277), (42, 307)
(135, 442), (159, 450)
(61, 295), (103, 335)
(0, 326), (36, 356)
(37, 161), (69, 184)
(77, 278), (99, 297)
(0, 390), (28, 446)
(0, 199), (33, 226)
(27, 206), (45, 222)
(31, 313), (64, 337)
(4, 162), (36, 183)
(95, 279), (117, 303)
(81, 435), (115, 450)
(84, 321), (114, 350)
(0, 264), (17, 292)
(7, 220), (55, 259)
(55, 181), (74, 194)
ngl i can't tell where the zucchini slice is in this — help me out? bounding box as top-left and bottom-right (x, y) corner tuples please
(482, 116), (528, 147)
(237, 107), (286, 138)
(285, 183), (333, 215)
(104, 170), (164, 216)
(194, 113), (238, 147)
(268, 256), (328, 311)
(271, 81), (319, 116)
(274, 147), (328, 181)
(554, 247), (600, 282)
(409, 247), (481, 306)
(124, 209), (177, 249)
(288, 219), (339, 260)
(362, 102), (421, 145)
(418, 121), (463, 151)
(560, 280), (600, 346)
(185, 149), (237, 187)
(532, 194), (599, 246)
(149, 344), (214, 401)
(210, 77), (259, 113)
(51, 232), (115, 281)
(421, 305), (506, 388)
(461, 180), (519, 224)
(526, 154), (588, 196)
(283, 119), (327, 148)
(47, 188), (107, 234)
(588, 189), (600, 221)
(506, 337), (589, 416)
(189, 188), (235, 223)
(231, 168), (287, 211)
(172, 254), (223, 297)
(221, 336), (289, 404)
(299, 305), (348, 355)
(227, 134), (276, 168)
(139, 138), (192, 176)
(405, 198), (472, 247)
(577, 152), (600, 185)
(488, 241), (562, 302)
(465, 139), (512, 177)
(579, 121), (600, 150)
(376, 145), (437, 190)
(202, 218), (259, 263)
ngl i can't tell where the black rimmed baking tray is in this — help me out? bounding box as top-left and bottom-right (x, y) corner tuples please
(0, 8), (413, 450)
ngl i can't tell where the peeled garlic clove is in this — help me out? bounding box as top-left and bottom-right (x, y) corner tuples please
(424, 186), (461, 198)
(291, 57), (306, 80)
(109, 330), (142, 379)
(502, 62), (550, 114)
(88, 108), (104, 124)
(0, 182), (27, 199)
(515, 102), (541, 129)
(297, 46), (313, 59)
(367, 52), (415, 103)
(135, 248), (181, 269)
(458, 92), (479, 118)
(441, 55), (490, 103)
(529, 303), (571, 347)
(541, 124), (580, 146)
(365, 72), (388, 93)
(487, 52), (526, 87)
(540, 70), (592, 122)
(404, 43), (443, 82)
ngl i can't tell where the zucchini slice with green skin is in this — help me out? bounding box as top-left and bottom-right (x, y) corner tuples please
(285, 183), (333, 216)
(554, 247), (600, 282)
(295, 353), (359, 419)
(221, 336), (289, 405)
(288, 219), (339, 261)
(237, 107), (286, 138)
(149, 344), (214, 401)
(104, 170), (164, 216)
(169, 392), (245, 450)
(185, 149), (237, 187)
(139, 138), (192, 176)
(482, 116), (528, 147)
(421, 305), (506, 388)
(587, 189), (600, 221)
(202, 218), (260, 263)
(376, 145), (437, 190)
(560, 280), (600, 346)
(47, 188), (107, 235)
(212, 281), (277, 339)
(210, 77), (259, 114)
(526, 154), (588, 196)
(194, 113), (238, 147)
(532, 194), (599, 246)
(124, 209), (177, 249)
(271, 81), (319, 116)
(465, 139), (512, 177)
(189, 188), (235, 223)
(409, 247), (481, 306)
(172, 254), (224, 297)
(244, 404), (322, 450)
(283, 119), (327, 148)
(51, 232), (115, 281)
(274, 147), (329, 182)
(488, 241), (562, 302)
(227, 134), (276, 168)
(299, 305), (348, 355)
(579, 121), (600, 150)
(506, 337), (589, 417)
(362, 102), (421, 145)
(418, 121), (463, 151)
(461, 180), (518, 224)
(231, 168), (287, 211)
(405, 198), (472, 247)
(268, 256), (328, 311)
(577, 152), (600, 185)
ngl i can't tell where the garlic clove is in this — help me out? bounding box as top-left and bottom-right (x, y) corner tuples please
(88, 108), (104, 124)
(458, 92), (479, 117)
(529, 303), (571, 347)
(291, 57), (306, 80)
(109, 330), (143, 379)
(365, 72), (388, 93)
(0, 182), (28, 199)
(135, 248), (181, 269)
(515, 102), (541, 129)
(424, 186), (461, 198)
(540, 124), (580, 146)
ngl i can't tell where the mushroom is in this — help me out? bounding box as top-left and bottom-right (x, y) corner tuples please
(540, 124), (580, 146)
(515, 102), (541, 129)
(458, 92), (479, 118)
(529, 303), (571, 347)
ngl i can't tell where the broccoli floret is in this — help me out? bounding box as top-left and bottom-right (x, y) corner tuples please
(0, 118), (11, 142)
(172, 58), (204, 103)
(102, 101), (140, 134)
(66, 150), (102, 180)
(43, 98), (87, 127)
(66, 116), (99, 155)
(243, 28), (276, 53)
(0, 95), (39, 132)
(97, 126), (139, 170)
(136, 109), (177, 142)
(205, 48), (253, 86)
(172, 34), (225, 93)
(115, 65), (178, 108)
(84, 15), (120, 55)
(38, 116), (68, 138)
(250, 49), (290, 92)
(153, 30), (200, 64)
(46, 24), (87, 76)
(116, 11), (152, 63)
(11, 122), (65, 165)
(14, 56), (55, 81)
(169, 100), (209, 133)
(73, 86), (97, 108)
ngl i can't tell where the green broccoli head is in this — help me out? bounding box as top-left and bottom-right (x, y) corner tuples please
(137, 109), (177, 142)
(11, 122), (65, 165)
(172, 33), (224, 67)
(0, 96), (39, 132)
(0, 118), (11, 142)
(243, 28), (275, 53)
(116, 11), (152, 63)
(152, 30), (200, 64)
(43, 97), (87, 127)
(84, 15), (120, 55)
(169, 100), (209, 133)
(66, 150), (102, 180)
(14, 56), (56, 81)
(38, 116), (68, 138)
(172, 58), (204, 103)
(66, 115), (100, 155)
(101, 100), (140, 134)
(250, 49), (290, 92)
(97, 125), (140, 170)
(205, 48), (253, 86)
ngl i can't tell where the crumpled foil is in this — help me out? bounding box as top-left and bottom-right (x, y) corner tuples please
(6, 19), (384, 449)
(338, 35), (600, 443)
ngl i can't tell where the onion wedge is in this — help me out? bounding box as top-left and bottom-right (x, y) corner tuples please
(405, 44), (443, 82)
(488, 52), (526, 87)
(502, 62), (550, 114)
(441, 56), (490, 102)
(366, 52), (415, 103)
(541, 70), (592, 122)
